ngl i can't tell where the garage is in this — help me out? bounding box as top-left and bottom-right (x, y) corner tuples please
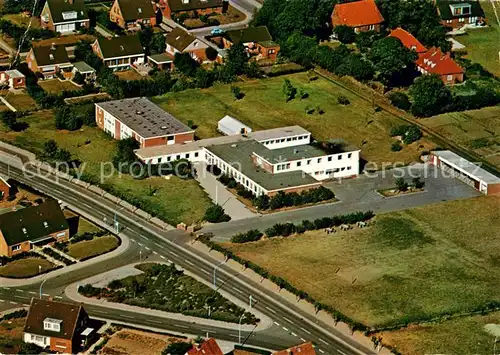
(429, 150), (500, 195)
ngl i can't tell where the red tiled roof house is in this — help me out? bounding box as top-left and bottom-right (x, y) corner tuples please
(187, 338), (224, 355)
(273, 342), (317, 355)
(388, 27), (427, 53)
(416, 47), (464, 85)
(331, 0), (384, 33)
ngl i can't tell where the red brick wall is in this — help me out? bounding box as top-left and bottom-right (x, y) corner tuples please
(92, 41), (103, 59)
(174, 131), (194, 144)
(256, 43), (280, 61)
(487, 183), (500, 195)
(96, 106), (104, 129)
(26, 50), (39, 73)
(12, 77), (25, 89)
(440, 72), (464, 85)
(0, 181), (10, 200)
(441, 16), (484, 29)
(353, 24), (382, 33)
(251, 154), (273, 174)
(115, 120), (121, 140)
(50, 337), (72, 353)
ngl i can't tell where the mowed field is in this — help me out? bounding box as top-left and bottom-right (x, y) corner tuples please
(153, 72), (435, 166)
(223, 196), (500, 327)
(0, 110), (211, 225)
(420, 106), (500, 169)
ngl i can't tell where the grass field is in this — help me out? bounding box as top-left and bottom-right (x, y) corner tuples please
(0, 258), (56, 278)
(32, 34), (96, 47)
(456, 1), (500, 77)
(38, 79), (80, 94)
(1, 92), (37, 111)
(67, 235), (119, 260)
(78, 217), (103, 234)
(223, 196), (500, 327)
(153, 72), (435, 166)
(420, 106), (500, 169)
(115, 70), (148, 81)
(376, 311), (500, 355)
(0, 110), (211, 225)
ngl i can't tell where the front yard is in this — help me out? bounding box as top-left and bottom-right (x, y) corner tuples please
(38, 79), (81, 94)
(0, 92), (37, 112)
(66, 235), (119, 260)
(183, 5), (246, 28)
(115, 70), (148, 81)
(0, 315), (26, 354)
(0, 257), (56, 278)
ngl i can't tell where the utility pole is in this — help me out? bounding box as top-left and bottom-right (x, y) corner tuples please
(212, 260), (225, 289)
(39, 279), (47, 299)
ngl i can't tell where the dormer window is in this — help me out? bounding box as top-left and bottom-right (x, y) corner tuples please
(43, 318), (62, 332)
(62, 11), (77, 20)
(43, 221), (48, 228)
(449, 3), (471, 16)
(138, 7), (142, 13)
(22, 228), (27, 234)
(49, 54), (54, 60)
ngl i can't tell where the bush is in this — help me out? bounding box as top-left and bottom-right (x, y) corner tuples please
(42, 247), (76, 266)
(391, 141), (402, 151)
(231, 230), (263, 243)
(282, 79), (297, 102)
(204, 204), (231, 223)
(413, 177), (425, 189)
(231, 85), (243, 100)
(388, 91), (411, 110)
(337, 95), (350, 105)
(162, 342), (193, 355)
(390, 125), (422, 144)
(395, 177), (408, 191)
(262, 187), (334, 210)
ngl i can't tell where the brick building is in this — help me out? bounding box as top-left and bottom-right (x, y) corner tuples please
(0, 175), (12, 200)
(0, 200), (69, 257)
(40, 0), (89, 33)
(436, 0), (485, 30)
(157, 0), (224, 19)
(331, 0), (384, 33)
(95, 97), (195, 148)
(24, 299), (91, 353)
(0, 69), (26, 89)
(26, 43), (73, 80)
(416, 47), (464, 85)
(109, 0), (158, 29)
(165, 27), (210, 62)
(388, 27), (427, 54)
(92, 35), (145, 71)
(223, 26), (280, 62)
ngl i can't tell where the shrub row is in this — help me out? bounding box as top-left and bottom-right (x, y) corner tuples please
(42, 247), (76, 266)
(0, 309), (27, 321)
(0, 251), (46, 266)
(71, 230), (108, 244)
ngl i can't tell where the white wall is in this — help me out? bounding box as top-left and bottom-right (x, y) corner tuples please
(24, 333), (50, 348)
(103, 111), (116, 137)
(144, 148), (205, 165)
(258, 134), (311, 150)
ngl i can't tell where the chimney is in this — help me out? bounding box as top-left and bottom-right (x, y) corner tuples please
(68, 0), (73, 4)
(51, 42), (56, 50)
(182, 0), (189, 4)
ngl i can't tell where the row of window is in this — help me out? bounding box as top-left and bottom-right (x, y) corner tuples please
(155, 151), (199, 164)
(276, 163), (291, 171)
(313, 166), (352, 176)
(261, 135), (309, 146)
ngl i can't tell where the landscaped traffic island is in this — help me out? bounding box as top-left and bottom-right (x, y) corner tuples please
(78, 263), (258, 324)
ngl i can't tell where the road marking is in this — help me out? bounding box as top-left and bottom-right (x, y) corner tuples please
(184, 260), (194, 266)
(129, 239), (136, 243)
(42, 294), (50, 297)
(273, 321), (280, 326)
(319, 350), (325, 354)
(201, 269), (210, 275)
(175, 324), (188, 329)
(150, 320), (162, 324)
(93, 310), (108, 314)
(337, 351), (347, 355)
(154, 242), (163, 248)
(138, 242), (143, 247)
(153, 251), (158, 255)
(232, 287), (243, 294)
(265, 306), (276, 314)
(203, 330), (216, 334)
(9, 301), (17, 304)
(169, 251), (179, 257)
(23, 304), (30, 307)
(28, 291), (36, 295)
(168, 259), (173, 263)
(228, 334), (239, 338)
(0, 300), (4, 302)
(319, 339), (329, 346)
(282, 327), (289, 332)
(300, 327), (311, 335)
(15, 289), (23, 292)
(160, 256), (166, 260)
(144, 246), (151, 251)
(301, 338), (306, 342)
(291, 332), (297, 337)
(283, 316), (294, 324)
(54, 296), (63, 299)
(139, 234), (148, 240)
(14, 295), (29, 300)
(121, 315), (133, 319)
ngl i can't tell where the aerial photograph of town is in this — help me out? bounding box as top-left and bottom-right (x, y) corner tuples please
(0, 0), (498, 353)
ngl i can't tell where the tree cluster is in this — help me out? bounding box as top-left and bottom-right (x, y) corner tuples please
(203, 204), (231, 223)
(390, 125), (422, 144)
(0, 19), (54, 51)
(55, 104), (95, 131)
(42, 139), (72, 163)
(0, 111), (28, 132)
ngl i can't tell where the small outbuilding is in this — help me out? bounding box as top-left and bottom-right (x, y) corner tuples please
(72, 61), (96, 82)
(429, 150), (500, 195)
(218, 115), (252, 136)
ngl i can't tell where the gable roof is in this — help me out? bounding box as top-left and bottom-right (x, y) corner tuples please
(225, 26), (273, 45)
(45, 0), (88, 23)
(416, 47), (464, 76)
(0, 199), (68, 246)
(272, 343), (316, 355)
(95, 35), (144, 59)
(116, 0), (156, 21)
(331, 0), (384, 27)
(166, 27), (196, 51)
(24, 299), (84, 340)
(187, 338), (223, 355)
(436, 0), (485, 20)
(388, 28), (427, 53)
(166, 0), (223, 12)
(32, 44), (71, 67)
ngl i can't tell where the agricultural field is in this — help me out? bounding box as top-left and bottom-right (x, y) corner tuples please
(154, 72), (435, 166)
(0, 258), (56, 278)
(420, 106), (500, 169)
(223, 196), (500, 328)
(0, 110), (211, 225)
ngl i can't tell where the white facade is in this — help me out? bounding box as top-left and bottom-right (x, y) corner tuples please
(257, 133), (311, 150)
(218, 116), (252, 136)
(24, 333), (50, 348)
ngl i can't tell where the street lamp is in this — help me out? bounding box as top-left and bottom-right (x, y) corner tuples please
(212, 260), (225, 289)
(38, 265), (41, 274)
(239, 295), (253, 345)
(114, 206), (125, 233)
(139, 250), (142, 263)
(39, 279), (47, 299)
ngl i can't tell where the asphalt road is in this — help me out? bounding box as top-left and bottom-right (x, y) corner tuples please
(0, 161), (374, 355)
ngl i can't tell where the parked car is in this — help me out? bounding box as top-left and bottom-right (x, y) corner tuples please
(211, 28), (224, 35)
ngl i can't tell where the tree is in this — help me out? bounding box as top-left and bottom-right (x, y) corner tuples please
(395, 177), (408, 191)
(205, 46), (218, 61)
(194, 68), (213, 88)
(55, 148), (71, 163)
(355, 30), (379, 52)
(413, 177), (425, 189)
(225, 43), (248, 75)
(403, 125), (422, 144)
(162, 342), (193, 355)
(369, 37), (417, 86)
(131, 278), (141, 297)
(231, 86), (243, 100)
(173, 53), (199, 76)
(73, 71), (85, 85)
(113, 137), (140, 169)
(282, 79), (297, 102)
(333, 25), (355, 44)
(138, 26), (154, 54)
(336, 54), (375, 81)
(388, 91), (411, 110)
(245, 61), (262, 78)
(55, 106), (82, 131)
(150, 32), (166, 54)
(204, 204), (231, 223)
(281, 32), (318, 67)
(43, 139), (58, 158)
(409, 74), (452, 117)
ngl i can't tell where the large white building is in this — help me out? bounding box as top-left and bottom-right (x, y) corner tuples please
(135, 125), (360, 196)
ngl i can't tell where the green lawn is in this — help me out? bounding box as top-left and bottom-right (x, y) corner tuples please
(1, 93), (37, 111)
(38, 80), (81, 94)
(0, 258), (56, 278)
(456, 1), (500, 77)
(0, 110), (211, 225)
(67, 235), (119, 260)
(223, 196), (500, 327)
(153, 72), (435, 166)
(78, 217), (103, 234)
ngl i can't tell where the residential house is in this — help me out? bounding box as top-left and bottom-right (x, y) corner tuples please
(0, 69), (26, 89)
(71, 61), (96, 82)
(147, 53), (175, 71)
(0, 174), (12, 200)
(0, 200), (69, 257)
(272, 343), (316, 355)
(92, 35), (145, 71)
(223, 26), (280, 61)
(95, 97), (195, 148)
(416, 46), (464, 85)
(165, 27), (209, 62)
(436, 0), (485, 29)
(187, 338), (224, 355)
(26, 43), (73, 79)
(331, 0), (384, 33)
(23, 298), (92, 353)
(157, 0), (224, 20)
(40, 0), (89, 33)
(109, 0), (158, 29)
(388, 27), (427, 53)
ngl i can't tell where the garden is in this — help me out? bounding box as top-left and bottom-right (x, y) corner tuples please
(0, 252), (58, 278)
(78, 263), (258, 324)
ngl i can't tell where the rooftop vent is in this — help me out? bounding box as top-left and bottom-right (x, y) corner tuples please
(231, 144), (237, 148)
(43, 221), (48, 228)
(120, 45), (124, 51)
(138, 7), (142, 13)
(22, 228), (27, 234)
(176, 36), (181, 40)
(161, 126), (167, 129)
(136, 110), (143, 115)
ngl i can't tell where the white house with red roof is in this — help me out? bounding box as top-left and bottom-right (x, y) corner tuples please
(388, 28), (427, 54)
(415, 47), (464, 85)
(331, 0), (384, 33)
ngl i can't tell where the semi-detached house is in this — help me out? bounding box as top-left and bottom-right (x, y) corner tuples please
(109, 0), (158, 29)
(26, 43), (73, 79)
(92, 35), (145, 71)
(166, 27), (209, 62)
(95, 97), (195, 148)
(40, 0), (89, 33)
(436, 0), (485, 29)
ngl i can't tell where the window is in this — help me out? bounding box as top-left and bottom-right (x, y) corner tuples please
(328, 156), (332, 162)
(307, 160), (311, 165)
(446, 19), (452, 23)
(338, 155), (342, 160)
(286, 138), (291, 142)
(347, 153), (352, 158)
(12, 244), (21, 251)
(286, 163), (290, 169)
(185, 153), (190, 159)
(158, 158), (162, 163)
(341, 167), (346, 171)
(459, 17), (465, 22)
(176, 155), (180, 160)
(167, 156), (171, 162)
(194, 152), (199, 157)
(292, 137), (297, 141)
(167, 135), (174, 141)
(447, 75), (453, 81)
(297, 161), (301, 167)
(369, 25), (375, 31)
(347, 166), (351, 170)
(317, 158), (321, 163)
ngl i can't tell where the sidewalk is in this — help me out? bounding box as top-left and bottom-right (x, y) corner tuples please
(64, 262), (273, 333)
(195, 163), (256, 221)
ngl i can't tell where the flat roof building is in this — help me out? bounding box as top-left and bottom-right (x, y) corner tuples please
(218, 115), (252, 136)
(95, 97), (195, 148)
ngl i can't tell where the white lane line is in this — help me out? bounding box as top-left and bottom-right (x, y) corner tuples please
(54, 296), (63, 299)
(319, 350), (325, 354)
(160, 256), (166, 260)
(129, 239), (136, 243)
(28, 291), (36, 295)
(138, 242), (143, 247)
(291, 332), (298, 337)
(232, 287), (243, 294)
(283, 316), (294, 324)
(0, 300), (3, 302)
(201, 269), (210, 275)
(282, 327), (289, 332)
(273, 321), (280, 326)
(175, 324), (188, 329)
(139, 234), (148, 240)
(153, 251), (158, 255)
(150, 320), (162, 324)
(319, 339), (329, 346)
(121, 315), (133, 319)
(170, 251), (179, 257)
(301, 338), (306, 342)
(42, 294), (50, 297)
(229, 334), (239, 338)
(144, 246), (151, 251)
(265, 306), (276, 314)
(9, 301), (17, 304)
(15, 289), (23, 292)
(154, 242), (163, 248)
(14, 295), (29, 300)
(184, 260), (194, 266)
(337, 351), (347, 355)
(93, 310), (108, 314)
(168, 259), (173, 263)
(300, 327), (311, 335)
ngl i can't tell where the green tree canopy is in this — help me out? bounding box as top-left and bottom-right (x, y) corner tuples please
(333, 25), (355, 44)
(409, 74), (452, 117)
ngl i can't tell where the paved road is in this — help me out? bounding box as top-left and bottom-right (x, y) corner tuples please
(0, 160), (374, 355)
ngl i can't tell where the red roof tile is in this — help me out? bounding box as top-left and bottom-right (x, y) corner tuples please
(272, 342), (316, 355)
(416, 47), (464, 76)
(331, 0), (384, 27)
(388, 28), (427, 53)
(187, 338), (223, 355)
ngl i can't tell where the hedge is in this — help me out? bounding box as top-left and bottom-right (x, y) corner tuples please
(42, 247), (76, 266)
